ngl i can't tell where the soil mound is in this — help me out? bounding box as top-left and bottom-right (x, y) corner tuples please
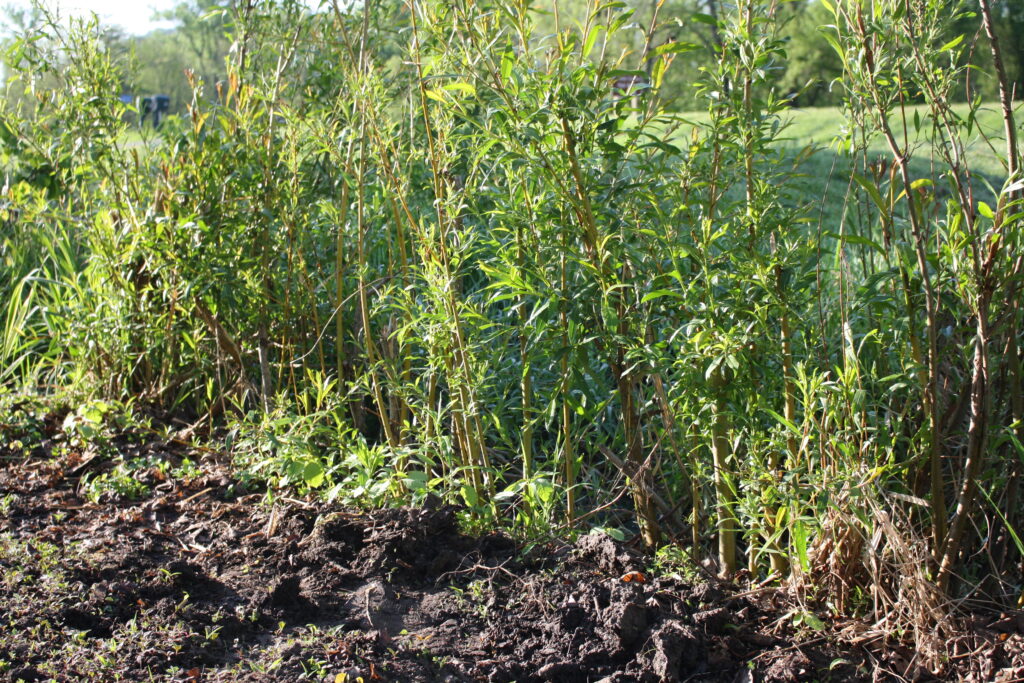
(1, 442), (1022, 681)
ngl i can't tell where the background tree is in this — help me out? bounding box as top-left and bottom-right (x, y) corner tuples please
(133, 0), (232, 112)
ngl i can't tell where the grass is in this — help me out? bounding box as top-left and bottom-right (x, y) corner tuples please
(780, 102), (1017, 173)
(673, 101), (1022, 229)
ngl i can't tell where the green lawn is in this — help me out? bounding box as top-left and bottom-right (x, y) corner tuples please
(773, 103), (1020, 237)
(662, 101), (1022, 266)
(779, 102), (1018, 177)
(673, 100), (1019, 189)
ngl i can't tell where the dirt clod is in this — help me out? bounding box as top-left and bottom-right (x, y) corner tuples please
(650, 621), (704, 680)
(575, 530), (638, 574)
(602, 600), (649, 648)
(694, 606), (730, 634)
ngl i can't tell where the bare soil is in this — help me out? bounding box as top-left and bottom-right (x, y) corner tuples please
(1, 413), (1022, 682)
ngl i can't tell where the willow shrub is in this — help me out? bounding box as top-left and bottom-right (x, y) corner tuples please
(1, 0), (1022, 636)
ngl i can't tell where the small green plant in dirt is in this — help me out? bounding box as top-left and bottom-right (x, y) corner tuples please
(301, 656), (330, 679)
(157, 567), (181, 585)
(0, 494), (16, 516)
(324, 437), (403, 508)
(460, 579), (491, 619)
(788, 609), (828, 636)
(651, 544), (703, 583)
(81, 462), (150, 502)
(0, 536), (64, 575)
(172, 457), (201, 482)
(229, 391), (450, 508)
(60, 399), (134, 452)
(492, 475), (565, 538)
(0, 391), (47, 455)
(230, 402), (336, 494)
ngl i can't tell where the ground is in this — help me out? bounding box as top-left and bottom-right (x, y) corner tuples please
(1, 409), (1022, 682)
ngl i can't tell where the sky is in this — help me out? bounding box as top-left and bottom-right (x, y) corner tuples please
(4, 0), (180, 35)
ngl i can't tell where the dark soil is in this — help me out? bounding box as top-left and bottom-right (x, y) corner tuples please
(1, 418), (1022, 681)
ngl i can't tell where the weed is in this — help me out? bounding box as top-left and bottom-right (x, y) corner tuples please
(651, 545), (702, 583)
(81, 465), (150, 503)
(172, 457), (201, 481)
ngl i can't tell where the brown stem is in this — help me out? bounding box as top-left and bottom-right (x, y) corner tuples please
(711, 392), (736, 575)
(852, 12), (946, 557)
(937, 302), (991, 593)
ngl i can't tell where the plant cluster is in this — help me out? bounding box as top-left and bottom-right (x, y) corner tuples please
(0, 0), (1021, 664)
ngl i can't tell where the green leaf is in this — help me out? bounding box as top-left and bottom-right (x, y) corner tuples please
(938, 34), (964, 52)
(443, 82), (476, 97)
(493, 488), (518, 502)
(460, 483), (479, 507)
(819, 28), (844, 61)
(825, 231), (884, 254)
(609, 9), (634, 34)
(792, 519), (810, 573)
(652, 41), (699, 57)
(641, 289), (682, 303)
(592, 526), (625, 541)
(592, 1), (627, 19)
(303, 460), (325, 488)
(500, 49), (514, 82)
(582, 24), (602, 59)
(764, 407), (801, 437)
(652, 57), (667, 89)
(404, 470), (429, 490)
(852, 173), (887, 215)
(977, 201), (995, 219)
(531, 478), (555, 504)
(802, 612), (827, 631)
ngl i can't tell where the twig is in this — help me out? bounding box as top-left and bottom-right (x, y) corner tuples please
(436, 559), (517, 586)
(178, 487), (213, 505)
